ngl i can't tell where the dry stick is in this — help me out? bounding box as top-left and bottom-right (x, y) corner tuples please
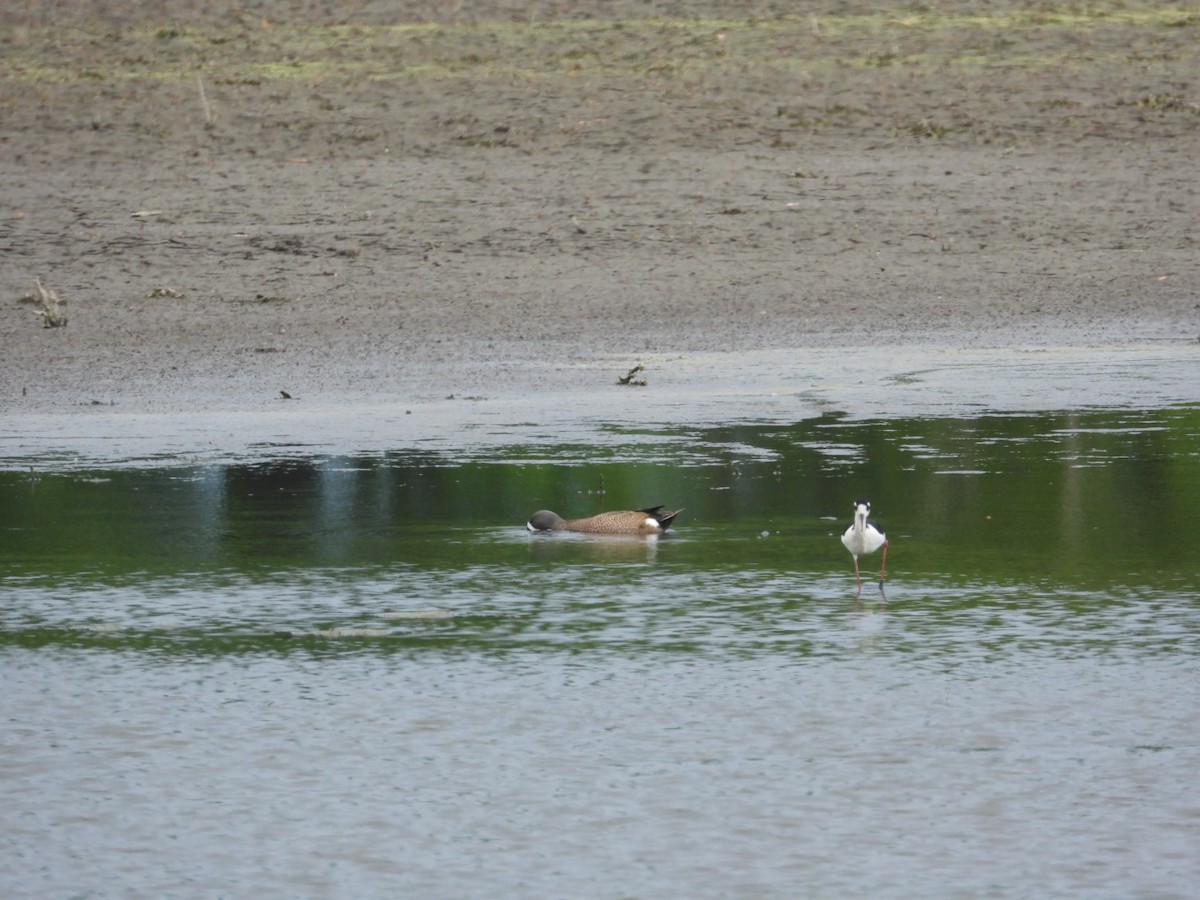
(196, 74), (214, 126)
(35, 278), (68, 327)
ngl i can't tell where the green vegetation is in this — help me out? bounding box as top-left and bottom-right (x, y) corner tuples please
(1, 5), (1195, 86)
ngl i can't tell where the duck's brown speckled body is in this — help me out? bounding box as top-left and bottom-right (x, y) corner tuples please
(527, 506), (681, 535)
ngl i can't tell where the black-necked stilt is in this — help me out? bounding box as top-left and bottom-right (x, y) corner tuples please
(841, 498), (888, 592)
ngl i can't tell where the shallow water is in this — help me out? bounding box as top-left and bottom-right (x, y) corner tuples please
(3, 407), (1199, 897)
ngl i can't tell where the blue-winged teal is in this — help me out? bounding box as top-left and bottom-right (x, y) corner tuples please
(841, 498), (888, 591)
(527, 505), (681, 535)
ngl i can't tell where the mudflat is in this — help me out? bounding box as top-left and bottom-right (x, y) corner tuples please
(2, 2), (1197, 427)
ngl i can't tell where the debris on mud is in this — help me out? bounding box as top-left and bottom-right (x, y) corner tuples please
(617, 363), (647, 386)
(23, 279), (69, 328)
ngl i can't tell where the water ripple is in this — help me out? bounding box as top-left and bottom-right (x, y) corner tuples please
(4, 565), (1195, 664)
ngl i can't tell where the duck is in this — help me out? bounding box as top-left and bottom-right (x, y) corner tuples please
(527, 505), (681, 535)
(840, 498), (888, 592)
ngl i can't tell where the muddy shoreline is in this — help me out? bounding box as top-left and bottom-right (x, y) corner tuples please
(4, 342), (1194, 470)
(2, 3), (1197, 446)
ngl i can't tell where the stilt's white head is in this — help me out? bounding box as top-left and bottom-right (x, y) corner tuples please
(853, 499), (871, 524)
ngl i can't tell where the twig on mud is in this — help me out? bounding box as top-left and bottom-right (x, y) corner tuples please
(31, 278), (69, 328)
(196, 74), (214, 127)
(617, 363), (647, 386)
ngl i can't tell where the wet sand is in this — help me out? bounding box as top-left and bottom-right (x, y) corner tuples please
(1, 2), (1197, 460)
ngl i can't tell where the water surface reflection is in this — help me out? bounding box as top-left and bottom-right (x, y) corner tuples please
(3, 407), (1198, 898)
(4, 406), (1197, 589)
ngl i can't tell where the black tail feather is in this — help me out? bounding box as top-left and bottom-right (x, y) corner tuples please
(638, 505), (682, 531)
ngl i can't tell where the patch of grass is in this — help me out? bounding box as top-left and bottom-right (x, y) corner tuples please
(906, 119), (950, 138)
(1126, 93), (1194, 111)
(778, 102), (871, 130)
(457, 135), (518, 148)
(332, 131), (381, 143)
(1038, 97), (1080, 109)
(863, 51), (899, 67)
(2, 6), (1196, 86)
